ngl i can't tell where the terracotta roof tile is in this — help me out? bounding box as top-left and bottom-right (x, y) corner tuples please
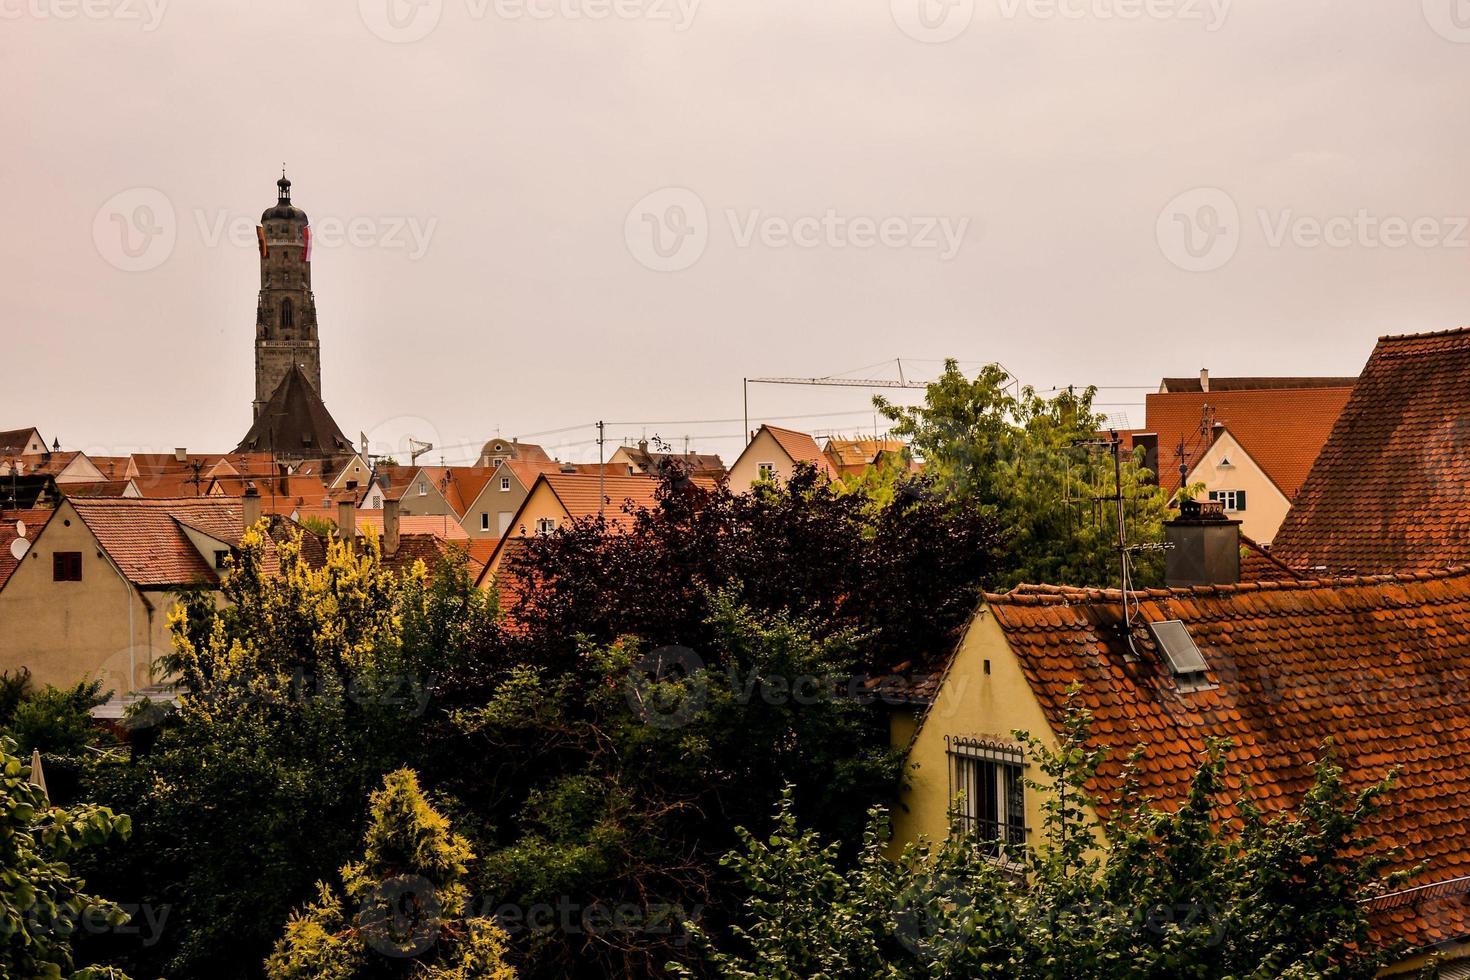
(983, 567), (1470, 951)
(761, 425), (837, 479)
(66, 498), (262, 587)
(1273, 328), (1470, 575)
(1145, 386), (1351, 496)
(0, 509), (51, 591)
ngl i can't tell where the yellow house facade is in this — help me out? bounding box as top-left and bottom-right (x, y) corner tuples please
(895, 572), (1470, 972)
(1183, 428), (1292, 545)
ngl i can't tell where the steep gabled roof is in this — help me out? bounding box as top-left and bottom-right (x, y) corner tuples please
(1144, 386), (1351, 496)
(235, 364), (353, 459)
(0, 428), (46, 456)
(65, 498), (266, 587)
(983, 568), (1470, 952)
(1273, 328), (1470, 574)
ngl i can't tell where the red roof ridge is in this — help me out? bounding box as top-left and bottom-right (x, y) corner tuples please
(1377, 324), (1470, 343)
(987, 564), (1470, 606)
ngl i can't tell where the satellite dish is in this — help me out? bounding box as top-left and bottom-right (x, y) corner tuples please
(9, 538), (29, 562)
(13, 521), (24, 538)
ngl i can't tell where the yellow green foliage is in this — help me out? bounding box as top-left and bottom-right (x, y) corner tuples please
(265, 769), (515, 980)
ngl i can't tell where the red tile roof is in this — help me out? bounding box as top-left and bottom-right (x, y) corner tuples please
(1144, 386), (1351, 496)
(65, 498), (280, 587)
(823, 437), (907, 474)
(761, 425), (837, 479)
(57, 480), (135, 498)
(0, 428), (46, 457)
(540, 473), (717, 530)
(1239, 536), (1302, 583)
(982, 568), (1470, 952)
(1273, 328), (1470, 575)
(0, 509), (51, 591)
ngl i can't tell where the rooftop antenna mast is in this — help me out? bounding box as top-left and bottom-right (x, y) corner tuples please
(407, 439), (434, 465)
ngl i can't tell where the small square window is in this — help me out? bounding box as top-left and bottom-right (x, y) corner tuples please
(214, 550), (231, 570)
(52, 552), (82, 582)
(499, 477), (511, 492)
(535, 518), (557, 535)
(757, 462), (776, 481)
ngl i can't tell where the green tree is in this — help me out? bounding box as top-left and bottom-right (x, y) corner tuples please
(0, 735), (133, 980)
(79, 528), (496, 979)
(266, 768), (516, 980)
(681, 704), (1406, 979)
(876, 359), (1170, 588)
(6, 680), (113, 757)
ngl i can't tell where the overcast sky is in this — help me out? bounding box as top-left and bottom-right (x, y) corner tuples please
(5, 0), (1469, 464)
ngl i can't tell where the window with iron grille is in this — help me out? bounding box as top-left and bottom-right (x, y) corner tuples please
(947, 737), (1026, 860)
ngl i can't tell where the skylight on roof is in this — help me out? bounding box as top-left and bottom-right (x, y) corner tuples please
(1147, 620), (1210, 677)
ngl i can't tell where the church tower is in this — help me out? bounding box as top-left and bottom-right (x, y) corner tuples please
(253, 174), (321, 419)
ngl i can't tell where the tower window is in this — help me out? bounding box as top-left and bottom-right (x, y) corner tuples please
(281, 298), (295, 331)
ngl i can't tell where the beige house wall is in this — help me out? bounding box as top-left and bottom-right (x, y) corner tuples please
(1185, 431), (1292, 545)
(0, 503), (174, 695)
(362, 472), (455, 519)
(325, 454), (371, 491)
(727, 430), (792, 490)
(892, 608), (1070, 855)
(460, 462), (530, 540)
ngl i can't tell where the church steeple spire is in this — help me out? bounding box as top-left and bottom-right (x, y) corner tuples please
(252, 173), (321, 420)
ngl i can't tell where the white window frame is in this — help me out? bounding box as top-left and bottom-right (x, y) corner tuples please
(1208, 489), (1245, 512)
(499, 477), (511, 492)
(757, 462), (776, 481)
(535, 517), (557, 535)
(480, 513), (489, 531)
(418, 481), (428, 496)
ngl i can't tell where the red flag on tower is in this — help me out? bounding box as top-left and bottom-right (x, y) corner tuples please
(301, 226), (312, 263)
(256, 226), (268, 258)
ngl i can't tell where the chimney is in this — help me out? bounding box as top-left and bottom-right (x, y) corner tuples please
(174, 447), (188, 463)
(1164, 498), (1240, 588)
(383, 498), (400, 556)
(337, 500), (356, 546)
(1199, 368), (1210, 393)
(242, 485), (262, 528)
